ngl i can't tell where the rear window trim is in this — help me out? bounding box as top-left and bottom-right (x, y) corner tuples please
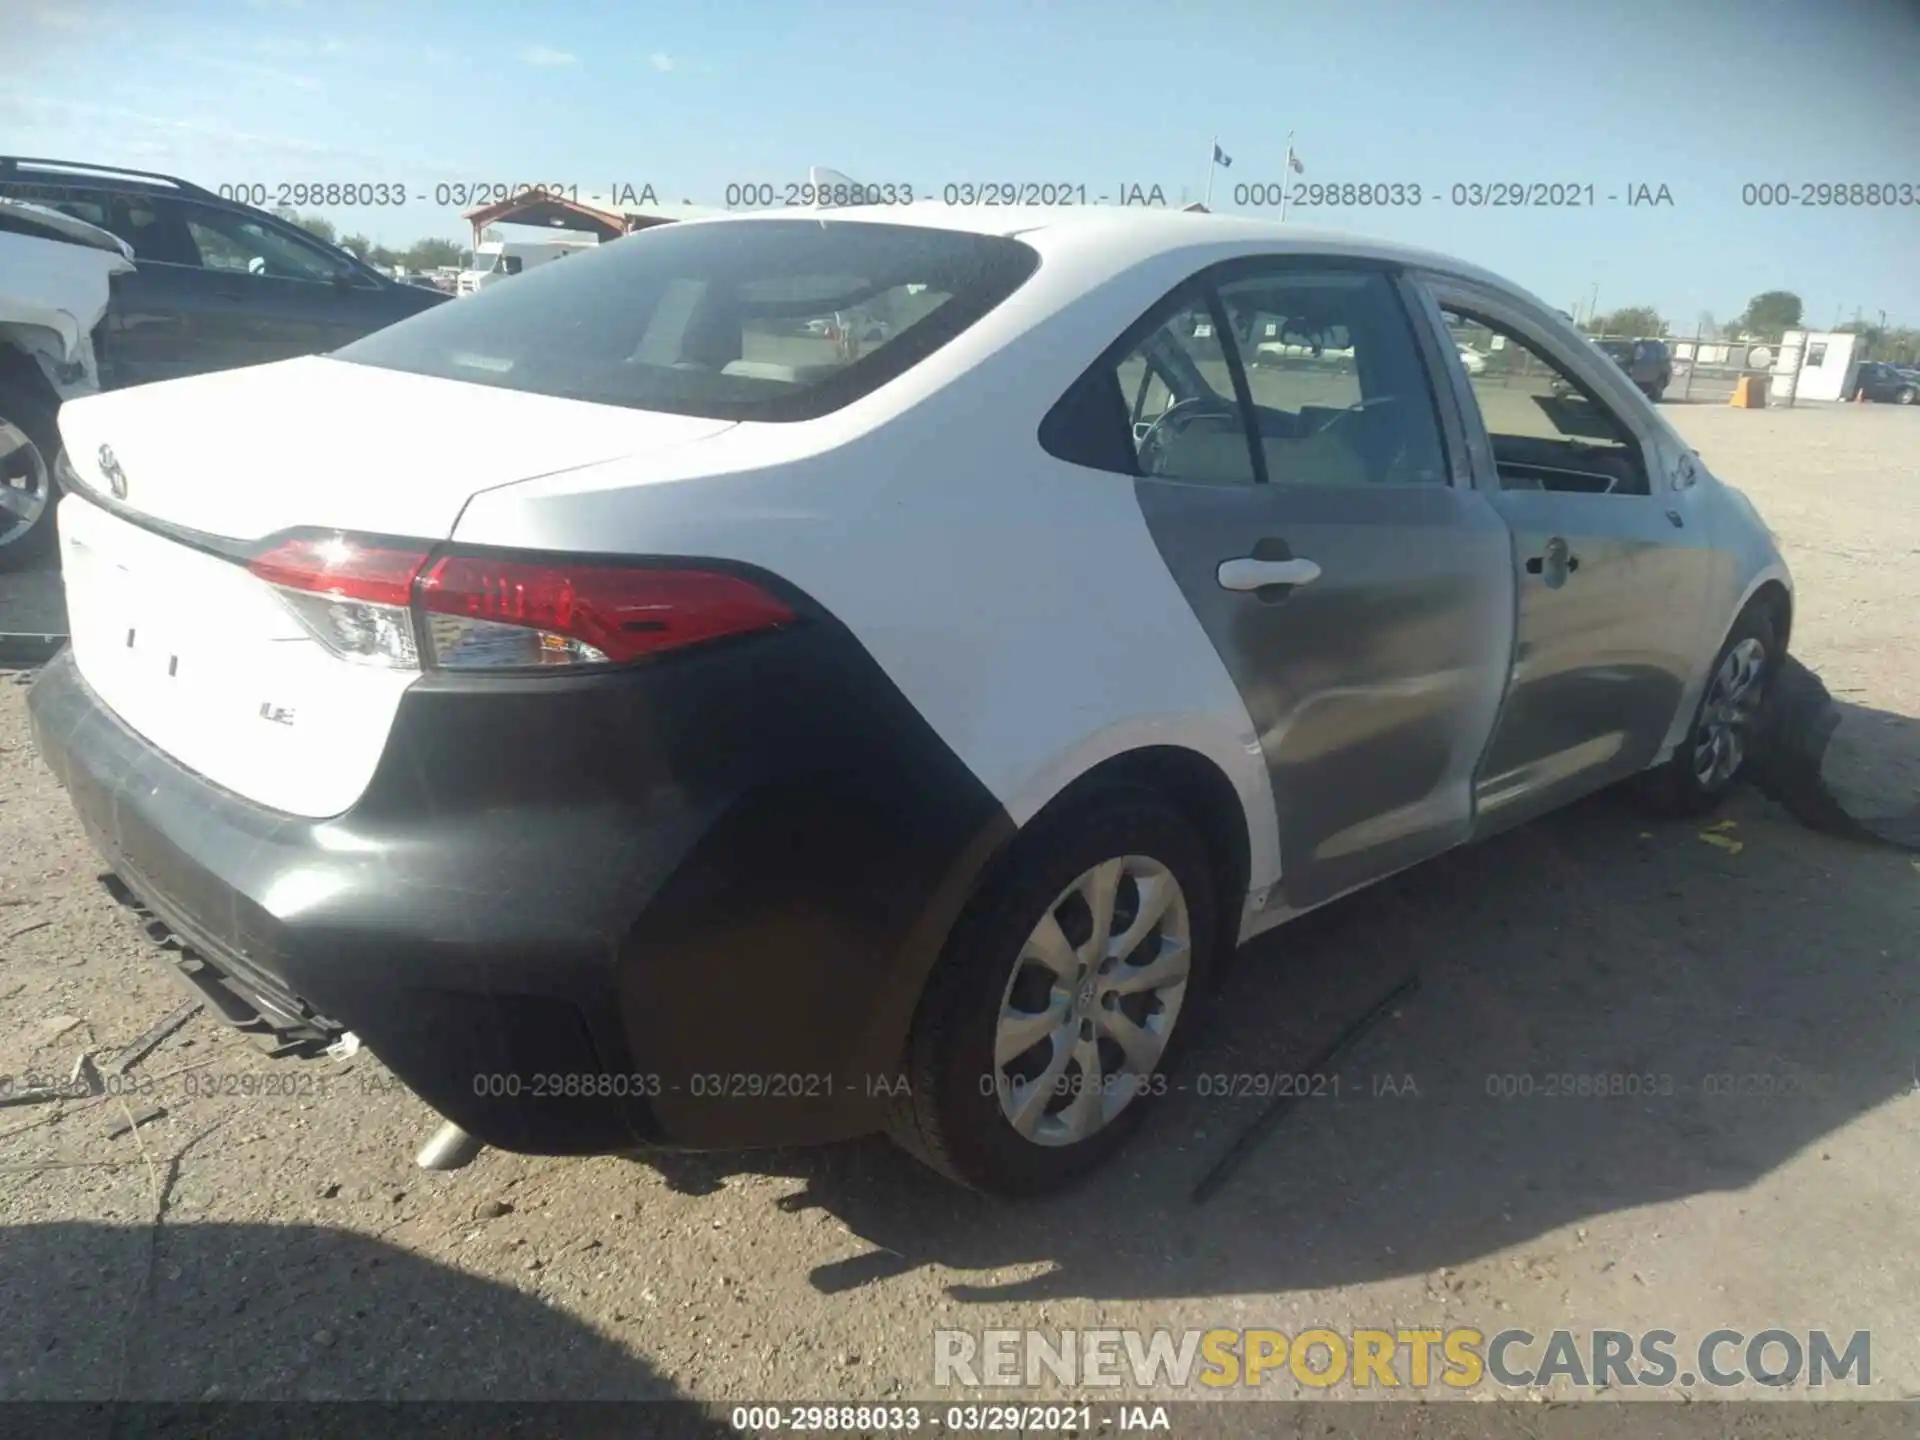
(332, 220), (1043, 424)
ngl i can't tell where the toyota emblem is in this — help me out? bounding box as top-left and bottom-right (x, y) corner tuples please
(98, 444), (127, 499)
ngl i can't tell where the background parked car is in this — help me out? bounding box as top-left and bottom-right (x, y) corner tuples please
(0, 157), (449, 566)
(1850, 360), (1920, 404)
(1593, 337), (1672, 402)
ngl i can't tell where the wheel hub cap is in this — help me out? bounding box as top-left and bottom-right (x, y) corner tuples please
(991, 854), (1192, 1148)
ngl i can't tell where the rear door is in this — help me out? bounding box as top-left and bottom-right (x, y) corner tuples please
(1043, 258), (1515, 916)
(1413, 276), (1713, 834)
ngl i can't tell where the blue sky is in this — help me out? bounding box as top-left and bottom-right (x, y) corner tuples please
(8, 0), (1919, 331)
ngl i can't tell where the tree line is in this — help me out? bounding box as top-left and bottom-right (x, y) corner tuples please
(1584, 293), (1918, 364)
(269, 208), (1917, 362)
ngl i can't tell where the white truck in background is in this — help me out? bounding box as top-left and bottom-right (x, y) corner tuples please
(457, 235), (601, 296)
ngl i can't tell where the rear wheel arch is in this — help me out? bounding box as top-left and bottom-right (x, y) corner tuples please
(996, 745), (1252, 965)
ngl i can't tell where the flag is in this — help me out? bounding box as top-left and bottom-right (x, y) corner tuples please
(1213, 144), (1233, 168)
(1288, 151), (1305, 175)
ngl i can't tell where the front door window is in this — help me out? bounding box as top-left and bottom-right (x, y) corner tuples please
(1442, 309), (1651, 495)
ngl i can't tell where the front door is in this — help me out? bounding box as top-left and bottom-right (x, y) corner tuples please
(1416, 281), (1714, 834)
(1054, 261), (1516, 915)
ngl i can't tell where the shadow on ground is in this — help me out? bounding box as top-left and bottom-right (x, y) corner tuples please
(0, 551), (66, 642)
(638, 707), (1920, 1305)
(0, 1221), (730, 1429)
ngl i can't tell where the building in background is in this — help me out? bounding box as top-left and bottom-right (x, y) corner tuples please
(1771, 329), (1860, 404)
(460, 191), (728, 251)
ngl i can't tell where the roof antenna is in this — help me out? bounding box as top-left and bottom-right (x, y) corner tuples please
(808, 166), (862, 210)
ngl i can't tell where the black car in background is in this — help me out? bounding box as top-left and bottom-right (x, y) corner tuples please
(1594, 337), (1672, 402)
(0, 157), (447, 567)
(0, 158), (447, 392)
(1850, 360), (1920, 404)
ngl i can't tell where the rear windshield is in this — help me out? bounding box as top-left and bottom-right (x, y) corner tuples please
(334, 219), (1040, 422)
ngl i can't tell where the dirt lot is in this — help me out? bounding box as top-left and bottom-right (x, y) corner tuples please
(0, 401), (1916, 1418)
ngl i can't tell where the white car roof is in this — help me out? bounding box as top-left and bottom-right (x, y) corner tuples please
(672, 203), (1545, 316)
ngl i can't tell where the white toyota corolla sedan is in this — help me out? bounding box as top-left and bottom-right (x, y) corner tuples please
(29, 206), (1791, 1196)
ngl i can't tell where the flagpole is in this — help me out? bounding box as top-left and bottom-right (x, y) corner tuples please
(1278, 130), (1296, 224)
(1205, 136), (1217, 209)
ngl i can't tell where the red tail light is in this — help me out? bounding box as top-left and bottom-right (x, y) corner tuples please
(417, 555), (796, 668)
(248, 536), (431, 667)
(248, 536), (431, 606)
(249, 536), (797, 671)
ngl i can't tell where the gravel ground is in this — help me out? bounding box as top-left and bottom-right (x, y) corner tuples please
(0, 400), (1916, 1416)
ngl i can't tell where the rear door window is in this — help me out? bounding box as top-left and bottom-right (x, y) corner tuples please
(1213, 269), (1450, 487)
(1041, 265), (1451, 489)
(335, 220), (1040, 421)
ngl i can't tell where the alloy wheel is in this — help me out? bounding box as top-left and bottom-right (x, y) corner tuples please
(990, 855), (1191, 1147)
(1691, 637), (1768, 789)
(0, 418), (50, 550)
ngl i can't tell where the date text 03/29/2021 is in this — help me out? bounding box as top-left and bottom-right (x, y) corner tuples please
(1230, 181), (1675, 208)
(721, 182), (1174, 207)
(728, 1404), (1172, 1435)
(453, 1069), (1389, 1103)
(212, 182), (661, 210)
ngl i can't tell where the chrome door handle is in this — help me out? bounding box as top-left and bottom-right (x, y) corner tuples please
(1217, 556), (1322, 591)
(1524, 536), (1580, 588)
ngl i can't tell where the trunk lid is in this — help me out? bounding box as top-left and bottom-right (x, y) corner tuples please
(52, 358), (734, 819)
(54, 355), (735, 543)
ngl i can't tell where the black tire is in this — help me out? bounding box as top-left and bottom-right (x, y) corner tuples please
(0, 378), (62, 573)
(1899, 387), (1916, 406)
(887, 788), (1219, 1197)
(1635, 604), (1779, 817)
